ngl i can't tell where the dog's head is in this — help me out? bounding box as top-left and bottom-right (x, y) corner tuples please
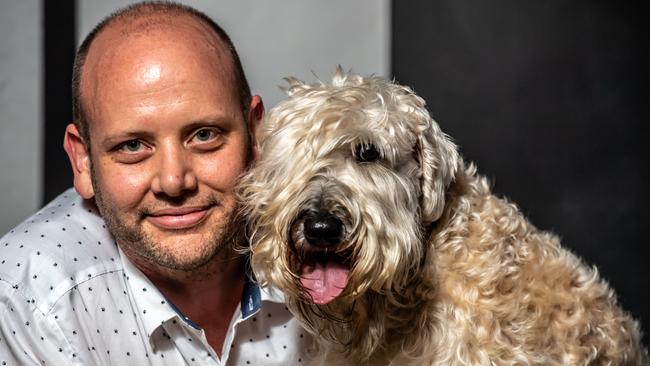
(237, 68), (459, 344)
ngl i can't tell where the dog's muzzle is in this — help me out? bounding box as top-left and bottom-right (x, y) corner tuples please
(293, 210), (351, 305)
(303, 211), (344, 247)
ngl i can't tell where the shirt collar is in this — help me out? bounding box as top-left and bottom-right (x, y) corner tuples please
(240, 275), (262, 318)
(118, 246), (178, 350)
(258, 281), (286, 304)
(118, 247), (285, 349)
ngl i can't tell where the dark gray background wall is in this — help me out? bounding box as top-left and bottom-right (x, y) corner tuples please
(393, 0), (648, 346)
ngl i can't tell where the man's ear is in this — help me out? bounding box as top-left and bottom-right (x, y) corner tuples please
(63, 123), (95, 199)
(247, 95), (264, 161)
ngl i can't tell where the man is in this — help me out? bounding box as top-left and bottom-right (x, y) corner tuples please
(0, 3), (311, 365)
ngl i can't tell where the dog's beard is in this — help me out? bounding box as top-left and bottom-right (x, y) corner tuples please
(278, 205), (427, 360)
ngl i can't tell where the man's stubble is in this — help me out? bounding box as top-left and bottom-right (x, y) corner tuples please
(89, 154), (251, 275)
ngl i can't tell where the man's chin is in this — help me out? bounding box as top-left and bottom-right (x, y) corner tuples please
(135, 229), (226, 271)
(99, 197), (245, 275)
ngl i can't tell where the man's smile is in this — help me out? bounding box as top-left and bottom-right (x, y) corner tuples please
(145, 205), (214, 230)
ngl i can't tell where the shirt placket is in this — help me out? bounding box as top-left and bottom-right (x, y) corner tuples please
(162, 319), (220, 365)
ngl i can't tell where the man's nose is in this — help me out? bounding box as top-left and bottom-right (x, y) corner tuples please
(151, 143), (198, 197)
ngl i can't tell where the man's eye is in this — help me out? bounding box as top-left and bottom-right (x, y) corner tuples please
(191, 128), (219, 144)
(120, 140), (143, 152)
(195, 129), (215, 141)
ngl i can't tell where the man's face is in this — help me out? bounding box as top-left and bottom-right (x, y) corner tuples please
(77, 22), (257, 271)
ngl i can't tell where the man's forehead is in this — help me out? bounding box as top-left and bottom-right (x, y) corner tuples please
(79, 14), (237, 120)
(87, 14), (229, 66)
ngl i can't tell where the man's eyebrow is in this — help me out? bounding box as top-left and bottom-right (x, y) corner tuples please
(99, 131), (156, 149)
(185, 117), (229, 128)
(180, 116), (239, 134)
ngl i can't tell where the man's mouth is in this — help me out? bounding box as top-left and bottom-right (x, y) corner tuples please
(145, 206), (213, 230)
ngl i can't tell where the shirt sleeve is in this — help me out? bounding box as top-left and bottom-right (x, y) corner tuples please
(0, 281), (79, 366)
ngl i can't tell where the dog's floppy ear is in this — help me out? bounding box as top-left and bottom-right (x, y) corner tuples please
(416, 116), (459, 224)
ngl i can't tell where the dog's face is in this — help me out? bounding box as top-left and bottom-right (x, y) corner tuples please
(238, 70), (458, 314)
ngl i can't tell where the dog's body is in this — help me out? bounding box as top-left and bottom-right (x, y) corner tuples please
(238, 70), (648, 365)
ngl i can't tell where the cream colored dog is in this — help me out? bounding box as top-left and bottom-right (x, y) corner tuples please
(238, 69), (648, 365)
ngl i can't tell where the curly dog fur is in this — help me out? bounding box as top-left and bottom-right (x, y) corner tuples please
(237, 68), (648, 365)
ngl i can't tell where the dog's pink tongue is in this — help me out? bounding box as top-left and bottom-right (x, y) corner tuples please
(300, 262), (349, 305)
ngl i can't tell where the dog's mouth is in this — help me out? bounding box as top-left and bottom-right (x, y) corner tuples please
(292, 211), (352, 305)
(299, 249), (351, 305)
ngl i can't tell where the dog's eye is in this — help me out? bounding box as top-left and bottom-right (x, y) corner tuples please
(354, 143), (381, 163)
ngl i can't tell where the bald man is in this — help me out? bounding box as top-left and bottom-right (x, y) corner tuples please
(0, 3), (311, 365)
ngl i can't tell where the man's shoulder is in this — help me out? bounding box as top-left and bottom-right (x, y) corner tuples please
(0, 188), (122, 314)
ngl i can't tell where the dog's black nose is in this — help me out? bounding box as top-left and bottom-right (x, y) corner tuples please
(303, 212), (343, 247)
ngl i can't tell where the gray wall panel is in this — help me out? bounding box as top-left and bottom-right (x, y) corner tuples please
(0, 2), (42, 234)
(78, 0), (390, 108)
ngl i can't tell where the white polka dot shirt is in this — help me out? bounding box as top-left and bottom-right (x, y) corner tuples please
(0, 189), (313, 365)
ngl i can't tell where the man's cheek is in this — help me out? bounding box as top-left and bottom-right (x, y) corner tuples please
(198, 156), (246, 186)
(97, 167), (152, 206)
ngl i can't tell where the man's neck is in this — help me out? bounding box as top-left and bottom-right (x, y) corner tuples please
(123, 249), (246, 356)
